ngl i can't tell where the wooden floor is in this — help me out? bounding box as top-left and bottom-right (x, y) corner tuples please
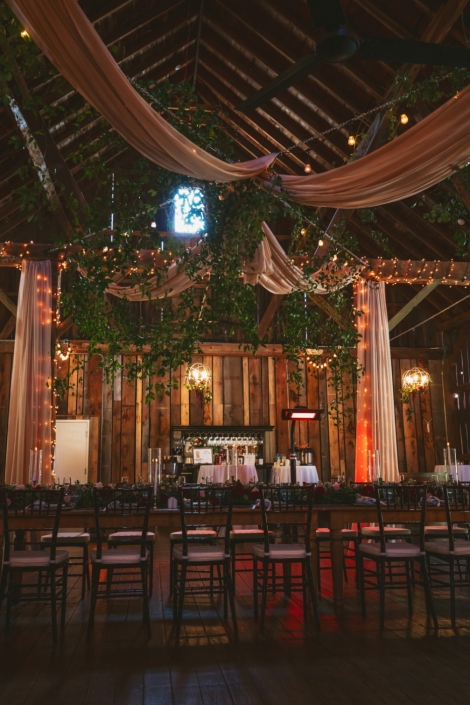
(2, 530), (470, 704)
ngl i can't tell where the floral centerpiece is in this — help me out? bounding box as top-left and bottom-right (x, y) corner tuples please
(313, 481), (359, 505)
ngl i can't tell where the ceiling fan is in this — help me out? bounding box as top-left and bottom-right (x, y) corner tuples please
(237, 0), (470, 113)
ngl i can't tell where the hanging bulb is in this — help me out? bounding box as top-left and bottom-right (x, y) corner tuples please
(457, 218), (466, 226)
(347, 135), (356, 146)
(304, 163), (312, 174)
(300, 228), (307, 236)
(318, 239), (324, 247)
(400, 113), (409, 124)
(150, 221), (157, 228)
(20, 30), (29, 38)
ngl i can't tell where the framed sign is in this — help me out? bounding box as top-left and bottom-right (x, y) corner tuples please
(193, 447), (213, 465)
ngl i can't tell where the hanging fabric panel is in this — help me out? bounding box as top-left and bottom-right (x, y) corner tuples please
(355, 280), (399, 482)
(8, 0), (470, 206)
(5, 261), (53, 485)
(102, 222), (354, 300)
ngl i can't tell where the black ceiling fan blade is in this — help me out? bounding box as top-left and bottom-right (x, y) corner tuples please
(237, 54), (322, 113)
(306, 0), (346, 31)
(360, 37), (470, 68)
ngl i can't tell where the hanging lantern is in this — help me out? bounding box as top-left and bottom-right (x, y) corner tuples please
(400, 367), (431, 420)
(55, 340), (72, 362)
(185, 362), (212, 405)
(401, 366), (431, 394)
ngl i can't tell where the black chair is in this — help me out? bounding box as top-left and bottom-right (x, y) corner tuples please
(172, 485), (237, 645)
(253, 485), (320, 633)
(425, 484), (470, 628)
(87, 487), (153, 639)
(357, 484), (437, 629)
(315, 527), (358, 595)
(40, 530), (90, 600)
(0, 488), (69, 643)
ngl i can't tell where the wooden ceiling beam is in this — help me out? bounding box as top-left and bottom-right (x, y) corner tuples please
(438, 306), (470, 331)
(198, 56), (338, 170)
(369, 260), (470, 284)
(196, 80), (299, 173)
(353, 0), (417, 40)
(96, 0), (190, 48)
(388, 279), (441, 331)
(209, 0), (383, 109)
(199, 31), (347, 163)
(257, 294), (284, 339)
(197, 68), (305, 170)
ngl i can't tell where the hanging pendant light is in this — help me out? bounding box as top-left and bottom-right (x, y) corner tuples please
(401, 366), (431, 394)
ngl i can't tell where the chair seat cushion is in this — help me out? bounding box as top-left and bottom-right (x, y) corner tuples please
(425, 539), (470, 556)
(5, 549), (69, 567)
(41, 532), (90, 544)
(359, 542), (422, 558)
(361, 526), (411, 537)
(170, 530), (217, 540)
(230, 530), (274, 540)
(108, 531), (156, 541)
(424, 526), (468, 536)
(172, 545), (227, 562)
(253, 544), (309, 560)
(90, 549), (148, 565)
(316, 528), (357, 539)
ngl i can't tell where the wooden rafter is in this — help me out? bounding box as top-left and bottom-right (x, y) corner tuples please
(388, 279), (441, 331)
(0, 290), (17, 316)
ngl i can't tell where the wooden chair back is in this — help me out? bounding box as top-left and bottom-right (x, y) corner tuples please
(92, 487), (153, 560)
(443, 484), (470, 552)
(1, 488), (64, 562)
(177, 485), (234, 557)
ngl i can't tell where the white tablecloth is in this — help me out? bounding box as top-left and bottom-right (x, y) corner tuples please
(434, 465), (470, 481)
(197, 464), (258, 484)
(270, 464), (319, 485)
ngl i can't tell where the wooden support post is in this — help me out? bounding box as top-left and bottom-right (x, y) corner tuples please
(257, 294), (284, 339)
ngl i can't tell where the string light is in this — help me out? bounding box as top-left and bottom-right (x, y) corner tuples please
(400, 113), (409, 124)
(304, 163), (312, 174)
(347, 135), (356, 146)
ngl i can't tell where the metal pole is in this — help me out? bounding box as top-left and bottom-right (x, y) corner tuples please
(290, 419), (297, 484)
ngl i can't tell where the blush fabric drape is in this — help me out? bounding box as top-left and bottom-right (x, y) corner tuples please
(354, 280), (399, 483)
(8, 0), (470, 207)
(103, 222), (353, 300)
(5, 261), (53, 485)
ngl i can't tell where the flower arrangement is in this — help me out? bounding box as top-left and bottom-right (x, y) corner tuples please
(313, 481), (359, 505)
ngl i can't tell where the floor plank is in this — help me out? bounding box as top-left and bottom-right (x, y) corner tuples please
(1, 531), (470, 704)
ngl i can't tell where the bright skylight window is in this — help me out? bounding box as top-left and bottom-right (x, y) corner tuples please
(173, 187), (205, 234)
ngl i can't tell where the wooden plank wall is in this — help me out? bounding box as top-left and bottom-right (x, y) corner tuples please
(0, 351), (449, 484)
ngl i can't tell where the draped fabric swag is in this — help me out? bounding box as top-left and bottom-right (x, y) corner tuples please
(104, 222), (354, 300)
(5, 261), (53, 485)
(8, 0), (470, 207)
(354, 280), (399, 483)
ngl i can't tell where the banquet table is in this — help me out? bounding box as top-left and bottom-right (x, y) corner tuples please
(3, 504), (469, 617)
(434, 465), (470, 481)
(197, 464), (258, 484)
(271, 464), (319, 485)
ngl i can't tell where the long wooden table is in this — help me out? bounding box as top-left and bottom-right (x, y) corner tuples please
(3, 505), (470, 616)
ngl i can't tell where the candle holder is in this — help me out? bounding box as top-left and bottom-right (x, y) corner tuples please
(443, 446), (458, 482)
(29, 448), (43, 486)
(148, 448), (162, 504)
